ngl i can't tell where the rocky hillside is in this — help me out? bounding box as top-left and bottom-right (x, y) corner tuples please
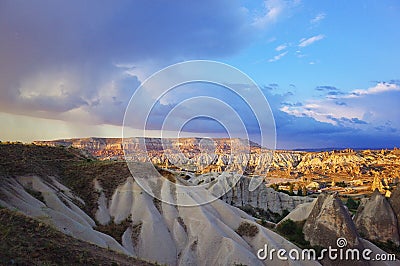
(189, 171), (313, 216)
(33, 138), (400, 184)
(278, 192), (400, 265)
(0, 207), (154, 266)
(354, 190), (400, 246)
(0, 144), (320, 265)
(2, 143), (399, 265)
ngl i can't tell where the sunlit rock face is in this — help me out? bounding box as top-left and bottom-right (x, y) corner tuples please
(34, 138), (400, 183)
(2, 143), (400, 265)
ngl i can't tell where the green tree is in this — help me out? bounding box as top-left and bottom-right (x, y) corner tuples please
(276, 219), (310, 247)
(346, 197), (359, 210)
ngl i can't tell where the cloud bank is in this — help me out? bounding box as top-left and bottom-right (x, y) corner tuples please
(0, 1), (398, 149)
(0, 0), (254, 126)
(280, 82), (400, 148)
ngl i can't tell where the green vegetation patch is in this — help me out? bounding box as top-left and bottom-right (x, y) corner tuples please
(345, 197), (360, 214)
(62, 160), (132, 218)
(371, 240), (400, 259)
(238, 204), (289, 223)
(25, 187), (45, 203)
(94, 216), (132, 245)
(235, 221), (259, 237)
(131, 222), (143, 247)
(276, 219), (310, 248)
(0, 143), (83, 177)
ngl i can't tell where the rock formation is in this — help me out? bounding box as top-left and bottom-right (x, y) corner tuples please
(0, 165), (320, 265)
(277, 200), (317, 225)
(354, 190), (400, 246)
(389, 187), (400, 242)
(33, 138), (400, 183)
(215, 175), (313, 215)
(303, 193), (363, 250)
(371, 175), (385, 192)
(2, 143), (399, 265)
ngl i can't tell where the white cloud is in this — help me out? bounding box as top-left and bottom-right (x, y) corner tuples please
(281, 82), (400, 132)
(295, 50), (306, 58)
(253, 0), (300, 28)
(298, 34), (325, 47)
(269, 51), (288, 62)
(310, 13), (326, 24)
(346, 82), (400, 98)
(275, 44), (287, 51)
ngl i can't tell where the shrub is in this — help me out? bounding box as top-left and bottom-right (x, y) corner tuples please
(276, 219), (310, 248)
(235, 222), (259, 237)
(346, 197), (359, 210)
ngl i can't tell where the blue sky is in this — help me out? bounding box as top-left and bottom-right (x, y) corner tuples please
(0, 0), (399, 149)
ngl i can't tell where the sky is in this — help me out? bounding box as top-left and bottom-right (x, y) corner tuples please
(0, 0), (399, 149)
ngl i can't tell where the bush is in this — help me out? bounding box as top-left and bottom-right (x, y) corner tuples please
(94, 216), (132, 244)
(277, 219), (297, 235)
(346, 197), (359, 210)
(276, 219), (310, 248)
(235, 222), (259, 237)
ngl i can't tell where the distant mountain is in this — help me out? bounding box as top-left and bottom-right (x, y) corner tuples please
(33, 137), (261, 158)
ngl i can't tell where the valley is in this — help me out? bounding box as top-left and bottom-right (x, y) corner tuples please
(1, 140), (399, 265)
(33, 137), (400, 199)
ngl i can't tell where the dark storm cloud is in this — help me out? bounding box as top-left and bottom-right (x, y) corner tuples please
(0, 0), (251, 64)
(0, 0), (253, 124)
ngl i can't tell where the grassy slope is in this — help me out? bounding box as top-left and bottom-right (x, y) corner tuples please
(0, 144), (130, 217)
(0, 143), (82, 177)
(0, 144), (150, 264)
(0, 143), (179, 247)
(62, 160), (132, 217)
(0, 207), (154, 266)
